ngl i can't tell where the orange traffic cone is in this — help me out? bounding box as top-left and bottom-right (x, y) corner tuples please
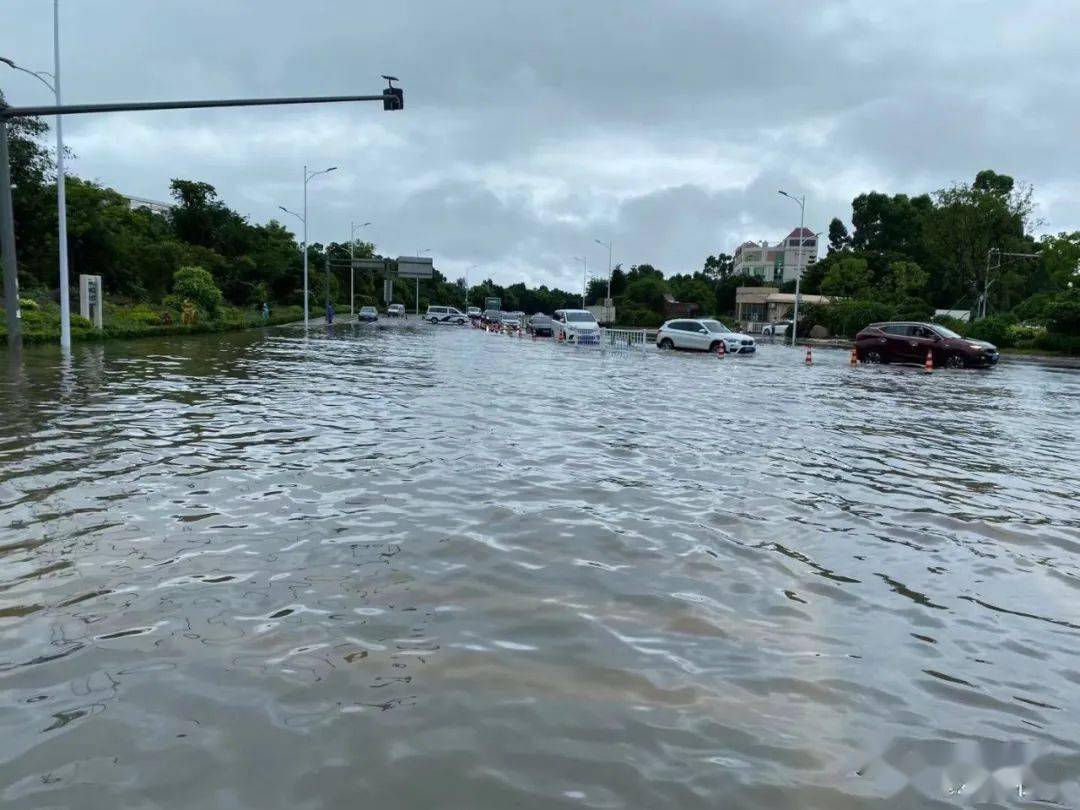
(924, 348), (934, 373)
(715, 341), (726, 358)
(805, 346), (813, 365)
(850, 348), (858, 366)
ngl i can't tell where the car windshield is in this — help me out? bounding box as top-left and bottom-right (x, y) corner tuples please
(565, 312), (596, 323)
(360, 307), (376, 314)
(933, 325), (962, 339)
(701, 320), (730, 333)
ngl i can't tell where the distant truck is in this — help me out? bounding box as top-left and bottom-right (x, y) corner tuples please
(586, 302), (616, 325)
(484, 296), (501, 313)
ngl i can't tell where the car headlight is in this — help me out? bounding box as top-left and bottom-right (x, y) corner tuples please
(967, 342), (986, 350)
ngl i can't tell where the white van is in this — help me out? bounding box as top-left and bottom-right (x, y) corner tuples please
(425, 306), (467, 325)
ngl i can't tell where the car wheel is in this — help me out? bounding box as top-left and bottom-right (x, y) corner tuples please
(945, 353), (966, 369)
(709, 341), (722, 354)
(428, 317), (439, 324)
(456, 318), (465, 325)
(659, 338), (674, 350)
(863, 349), (885, 364)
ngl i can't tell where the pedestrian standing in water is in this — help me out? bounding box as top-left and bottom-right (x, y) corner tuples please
(261, 302), (269, 321)
(326, 302), (334, 325)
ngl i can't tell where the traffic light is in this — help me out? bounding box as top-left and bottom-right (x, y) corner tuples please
(382, 86), (403, 111)
(381, 75), (403, 110)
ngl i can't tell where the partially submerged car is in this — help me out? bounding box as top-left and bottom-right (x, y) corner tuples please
(855, 322), (999, 368)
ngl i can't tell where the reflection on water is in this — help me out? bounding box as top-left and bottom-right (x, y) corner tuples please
(1, 323), (1079, 808)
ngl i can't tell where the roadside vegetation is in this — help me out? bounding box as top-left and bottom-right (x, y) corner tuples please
(3, 97), (1077, 352)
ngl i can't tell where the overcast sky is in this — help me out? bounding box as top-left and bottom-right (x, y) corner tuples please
(4, 0), (1079, 291)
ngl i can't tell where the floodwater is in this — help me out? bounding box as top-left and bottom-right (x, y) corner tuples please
(2, 323), (1079, 809)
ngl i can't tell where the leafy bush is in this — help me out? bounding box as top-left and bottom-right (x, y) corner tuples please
(966, 314), (1017, 348)
(1012, 292), (1054, 324)
(1007, 324), (1043, 348)
(116, 304), (166, 327)
(171, 265), (223, 314)
(1043, 289), (1080, 336)
(1035, 332), (1080, 354)
(19, 297), (40, 311)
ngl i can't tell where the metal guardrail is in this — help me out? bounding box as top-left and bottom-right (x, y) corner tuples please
(600, 328), (648, 349)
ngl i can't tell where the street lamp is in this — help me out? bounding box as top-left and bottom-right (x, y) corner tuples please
(1, 1), (69, 349)
(349, 220), (371, 316)
(778, 189), (806, 346)
(594, 238), (613, 301)
(290, 165), (338, 324)
(573, 255), (587, 309)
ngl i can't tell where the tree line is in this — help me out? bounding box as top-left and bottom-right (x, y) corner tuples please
(4, 102), (1077, 349)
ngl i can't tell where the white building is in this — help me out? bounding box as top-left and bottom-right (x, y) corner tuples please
(732, 227), (818, 284)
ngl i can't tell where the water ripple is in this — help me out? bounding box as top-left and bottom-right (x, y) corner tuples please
(1, 324), (1079, 807)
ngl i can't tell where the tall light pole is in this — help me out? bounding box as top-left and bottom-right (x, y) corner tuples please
(349, 220), (371, 316)
(778, 190), (805, 346)
(574, 256), (587, 309)
(415, 247), (431, 315)
(2, 1), (69, 349)
(594, 238), (613, 301)
(1, 83), (402, 346)
(294, 165), (337, 325)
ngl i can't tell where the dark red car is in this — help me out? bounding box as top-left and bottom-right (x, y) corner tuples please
(855, 322), (999, 368)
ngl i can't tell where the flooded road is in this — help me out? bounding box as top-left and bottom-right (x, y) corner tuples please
(2, 323), (1079, 808)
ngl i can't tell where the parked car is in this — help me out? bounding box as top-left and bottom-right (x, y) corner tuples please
(552, 309), (601, 344)
(386, 303), (406, 318)
(425, 305), (468, 325)
(656, 319), (756, 354)
(855, 322), (999, 368)
(528, 313), (553, 337)
(357, 306), (378, 323)
(500, 311), (524, 329)
(466, 307), (482, 319)
(761, 320), (791, 338)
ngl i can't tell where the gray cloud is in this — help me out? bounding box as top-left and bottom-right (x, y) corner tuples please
(3, 0), (1079, 290)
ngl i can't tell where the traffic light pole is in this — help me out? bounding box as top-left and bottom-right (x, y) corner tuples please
(1, 86), (401, 347)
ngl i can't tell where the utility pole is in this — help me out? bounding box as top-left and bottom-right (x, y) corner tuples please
(778, 190), (806, 346)
(0, 80), (403, 346)
(595, 239), (613, 301)
(574, 256), (587, 308)
(1, 3), (70, 350)
(464, 264), (477, 313)
(978, 248), (1040, 320)
(349, 220), (371, 316)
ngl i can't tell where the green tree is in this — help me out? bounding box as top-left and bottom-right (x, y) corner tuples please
(609, 264), (627, 296)
(624, 276), (668, 311)
(1039, 232), (1080, 291)
(821, 256), (871, 297)
(827, 218), (850, 253)
(1044, 289), (1080, 335)
(702, 253), (734, 281)
(884, 260), (929, 300)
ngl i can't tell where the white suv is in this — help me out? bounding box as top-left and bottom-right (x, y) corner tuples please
(386, 303), (405, 317)
(425, 305), (467, 325)
(656, 318), (756, 354)
(552, 309), (601, 344)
